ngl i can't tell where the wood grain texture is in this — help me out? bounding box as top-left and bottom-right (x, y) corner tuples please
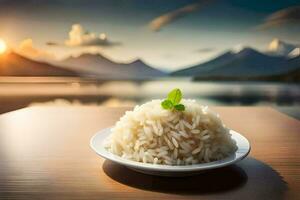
(0, 106), (299, 200)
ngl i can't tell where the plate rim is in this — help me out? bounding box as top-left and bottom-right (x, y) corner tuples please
(90, 127), (251, 172)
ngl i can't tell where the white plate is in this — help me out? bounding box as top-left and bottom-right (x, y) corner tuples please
(90, 128), (250, 176)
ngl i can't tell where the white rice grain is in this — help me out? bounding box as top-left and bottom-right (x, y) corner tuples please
(171, 137), (179, 148)
(191, 129), (201, 134)
(192, 144), (203, 155)
(182, 120), (193, 130)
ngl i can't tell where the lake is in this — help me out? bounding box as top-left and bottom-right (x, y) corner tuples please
(0, 77), (299, 113)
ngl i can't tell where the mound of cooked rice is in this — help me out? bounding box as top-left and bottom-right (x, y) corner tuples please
(105, 99), (237, 165)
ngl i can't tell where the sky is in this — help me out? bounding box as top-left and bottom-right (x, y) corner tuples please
(0, 0), (300, 71)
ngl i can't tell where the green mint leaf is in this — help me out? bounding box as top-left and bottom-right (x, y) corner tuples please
(167, 88), (182, 105)
(174, 104), (185, 111)
(161, 99), (174, 110)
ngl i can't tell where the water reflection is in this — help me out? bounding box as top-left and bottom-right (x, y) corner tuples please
(0, 78), (299, 114)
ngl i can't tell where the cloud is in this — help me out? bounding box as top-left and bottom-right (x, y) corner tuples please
(148, 0), (213, 32)
(194, 47), (215, 53)
(17, 38), (55, 60)
(64, 24), (120, 47)
(257, 6), (300, 29)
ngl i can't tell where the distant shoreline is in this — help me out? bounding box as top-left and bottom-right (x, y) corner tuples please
(0, 76), (299, 84)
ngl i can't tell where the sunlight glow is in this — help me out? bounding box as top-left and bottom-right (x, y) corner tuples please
(0, 38), (7, 54)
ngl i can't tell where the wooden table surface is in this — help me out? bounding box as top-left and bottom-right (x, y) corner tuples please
(0, 106), (299, 200)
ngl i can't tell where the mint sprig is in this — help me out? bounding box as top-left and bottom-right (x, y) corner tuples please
(161, 88), (185, 111)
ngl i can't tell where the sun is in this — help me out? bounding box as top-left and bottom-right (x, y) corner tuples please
(0, 38), (7, 54)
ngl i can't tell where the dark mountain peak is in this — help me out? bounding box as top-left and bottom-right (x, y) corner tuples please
(67, 52), (109, 61)
(238, 47), (262, 56)
(239, 47), (256, 52)
(230, 46), (272, 60)
(231, 46), (259, 55)
(128, 59), (146, 66)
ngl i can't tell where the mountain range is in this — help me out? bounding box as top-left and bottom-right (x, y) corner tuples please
(172, 46), (300, 81)
(1, 38), (299, 81)
(0, 52), (78, 77)
(56, 53), (165, 80)
(0, 51), (165, 79)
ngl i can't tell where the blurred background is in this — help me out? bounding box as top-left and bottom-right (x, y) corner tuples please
(0, 0), (299, 118)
